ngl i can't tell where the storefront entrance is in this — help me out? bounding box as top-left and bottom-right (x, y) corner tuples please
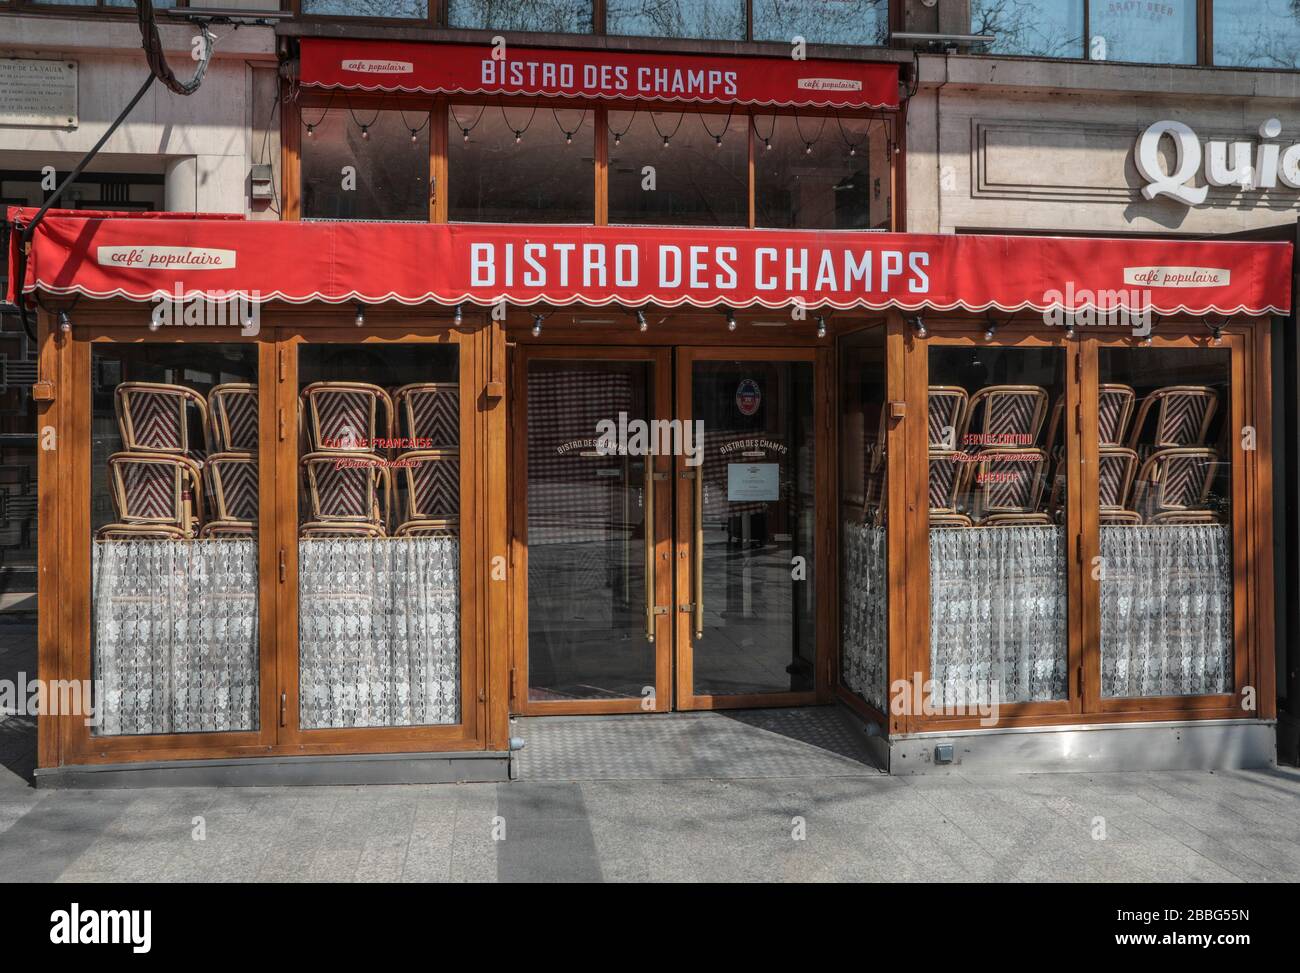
(513, 346), (823, 714)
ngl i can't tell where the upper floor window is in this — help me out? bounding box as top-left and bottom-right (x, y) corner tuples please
(301, 0), (427, 16)
(606, 0), (746, 41)
(447, 0), (594, 32)
(300, 108), (430, 221)
(972, 0), (1197, 65)
(752, 0), (890, 46)
(1214, 0), (1300, 68)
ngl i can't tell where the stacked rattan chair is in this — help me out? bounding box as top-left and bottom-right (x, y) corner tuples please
(98, 383), (209, 540)
(392, 383), (459, 537)
(299, 382), (394, 537)
(201, 384), (259, 537)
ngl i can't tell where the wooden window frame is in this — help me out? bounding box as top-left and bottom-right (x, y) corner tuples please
(38, 306), (500, 768)
(284, 86), (902, 232)
(888, 314), (1273, 735)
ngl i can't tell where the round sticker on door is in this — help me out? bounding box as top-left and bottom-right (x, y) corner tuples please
(736, 379), (762, 416)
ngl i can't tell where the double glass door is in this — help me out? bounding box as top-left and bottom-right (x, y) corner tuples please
(517, 346), (820, 713)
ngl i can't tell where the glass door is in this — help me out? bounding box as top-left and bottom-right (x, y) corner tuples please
(516, 347), (673, 714)
(675, 348), (821, 709)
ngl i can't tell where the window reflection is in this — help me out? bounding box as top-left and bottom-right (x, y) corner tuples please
(752, 0), (889, 46)
(301, 0), (427, 17)
(447, 0), (594, 32)
(1089, 0), (1196, 64)
(1214, 0), (1300, 68)
(607, 110), (747, 226)
(754, 115), (890, 230)
(972, 0), (1084, 58)
(607, 0), (745, 40)
(448, 105), (594, 223)
(300, 108), (429, 221)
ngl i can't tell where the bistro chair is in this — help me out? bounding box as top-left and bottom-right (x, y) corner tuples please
(969, 447), (1052, 526)
(1098, 384), (1137, 446)
(200, 453), (259, 537)
(393, 383), (459, 450)
(1132, 447), (1221, 525)
(300, 451), (392, 537)
(208, 384), (259, 454)
(394, 449), (460, 537)
(927, 386), (968, 449)
(301, 382), (394, 454)
(928, 448), (972, 528)
(115, 382), (210, 461)
(1127, 386), (1218, 453)
(961, 385), (1049, 450)
(98, 452), (203, 540)
(1098, 446), (1142, 525)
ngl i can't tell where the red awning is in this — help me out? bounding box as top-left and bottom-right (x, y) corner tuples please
(298, 38), (900, 110)
(11, 212), (1293, 317)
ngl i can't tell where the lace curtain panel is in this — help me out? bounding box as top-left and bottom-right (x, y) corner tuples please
(930, 525), (1069, 705)
(92, 539), (259, 736)
(841, 522), (888, 711)
(1100, 524), (1232, 697)
(299, 536), (460, 729)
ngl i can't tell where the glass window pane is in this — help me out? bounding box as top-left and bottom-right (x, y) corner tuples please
(840, 328), (888, 712)
(691, 360), (816, 695)
(300, 108), (429, 221)
(927, 346), (1069, 706)
(301, 0), (427, 17)
(754, 115), (891, 230)
(447, 0), (593, 32)
(448, 105), (594, 223)
(753, 0), (889, 46)
(607, 0), (745, 40)
(1097, 348), (1233, 698)
(1089, 0), (1196, 64)
(971, 0), (1084, 58)
(526, 360), (657, 701)
(607, 110), (747, 226)
(298, 345), (461, 729)
(91, 344), (260, 736)
(1214, 0), (1300, 68)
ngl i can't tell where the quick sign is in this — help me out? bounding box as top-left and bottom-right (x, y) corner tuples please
(1135, 118), (1300, 206)
(299, 38), (900, 110)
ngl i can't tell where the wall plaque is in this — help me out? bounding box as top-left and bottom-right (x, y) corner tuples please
(0, 59), (78, 128)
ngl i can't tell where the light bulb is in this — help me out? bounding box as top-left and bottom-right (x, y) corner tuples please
(360, 126), (369, 140)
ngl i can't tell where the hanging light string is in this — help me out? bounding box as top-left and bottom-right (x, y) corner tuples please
(836, 112), (875, 157)
(346, 96), (383, 140)
(551, 107), (588, 145)
(649, 110), (685, 148)
(300, 92), (335, 138)
(607, 108), (637, 146)
(793, 113), (828, 155)
(500, 102), (539, 143)
(698, 106), (735, 148)
(450, 103), (487, 143)
(751, 113), (777, 151)
(400, 108), (431, 143)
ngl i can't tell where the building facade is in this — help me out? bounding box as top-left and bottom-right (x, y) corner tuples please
(3, 0), (1297, 783)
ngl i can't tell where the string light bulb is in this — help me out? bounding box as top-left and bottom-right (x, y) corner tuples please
(726, 309), (736, 332)
(636, 309), (647, 333)
(614, 133), (622, 147)
(515, 131), (523, 144)
(360, 125), (369, 140)
(816, 316), (827, 339)
(354, 303), (365, 328)
(462, 128), (471, 142)
(663, 136), (670, 148)
(804, 143), (813, 155)
(453, 303), (463, 326)
(763, 138), (772, 151)
(306, 124), (315, 137)
(715, 135), (723, 148)
(565, 131), (573, 145)
(532, 314), (543, 337)
(410, 129), (419, 142)
(57, 310), (71, 333)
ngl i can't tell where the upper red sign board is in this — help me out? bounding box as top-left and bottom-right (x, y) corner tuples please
(298, 38), (900, 110)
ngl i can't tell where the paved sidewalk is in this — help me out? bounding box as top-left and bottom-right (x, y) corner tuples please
(4, 618), (1299, 882)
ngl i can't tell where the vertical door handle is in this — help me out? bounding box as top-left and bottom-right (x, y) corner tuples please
(693, 467), (703, 639)
(644, 458), (655, 642)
